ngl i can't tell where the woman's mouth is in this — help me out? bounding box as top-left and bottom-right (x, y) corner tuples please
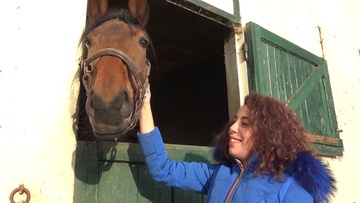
(230, 137), (242, 143)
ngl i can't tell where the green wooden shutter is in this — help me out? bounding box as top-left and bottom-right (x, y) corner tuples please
(74, 141), (213, 202)
(244, 22), (343, 156)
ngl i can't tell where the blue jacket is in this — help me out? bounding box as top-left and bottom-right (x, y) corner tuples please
(138, 127), (336, 203)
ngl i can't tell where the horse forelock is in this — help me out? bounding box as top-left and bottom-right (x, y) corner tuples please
(80, 8), (145, 47)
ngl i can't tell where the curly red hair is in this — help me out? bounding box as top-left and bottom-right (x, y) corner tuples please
(212, 92), (315, 179)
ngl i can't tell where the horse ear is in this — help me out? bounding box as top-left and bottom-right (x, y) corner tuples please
(128, 0), (149, 26)
(87, 0), (109, 24)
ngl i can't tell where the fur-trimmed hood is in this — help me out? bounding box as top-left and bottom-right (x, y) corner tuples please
(286, 152), (336, 203)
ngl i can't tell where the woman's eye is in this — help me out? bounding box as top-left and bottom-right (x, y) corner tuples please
(232, 116), (238, 123)
(139, 38), (149, 48)
(241, 122), (249, 127)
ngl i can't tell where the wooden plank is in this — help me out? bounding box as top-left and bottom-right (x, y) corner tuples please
(319, 78), (333, 136)
(166, 144), (214, 163)
(246, 22), (263, 93)
(297, 60), (311, 128)
(157, 182), (172, 203)
(257, 40), (270, 94)
(313, 145), (343, 157)
(321, 63), (340, 138)
(288, 53), (298, 103)
(97, 162), (138, 202)
(306, 133), (342, 146)
(266, 43), (278, 97)
(292, 55), (304, 125)
(308, 86), (326, 135)
(275, 47), (286, 102)
(224, 31), (241, 119)
(99, 142), (214, 163)
(258, 24), (324, 66)
(173, 187), (206, 203)
(99, 142), (145, 162)
(74, 142), (99, 203)
(282, 50), (293, 100)
(287, 64), (326, 110)
(137, 164), (157, 203)
(307, 133), (343, 156)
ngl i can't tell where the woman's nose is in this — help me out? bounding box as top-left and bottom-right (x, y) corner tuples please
(229, 122), (238, 135)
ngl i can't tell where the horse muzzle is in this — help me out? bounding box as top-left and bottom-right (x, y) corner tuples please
(85, 89), (135, 139)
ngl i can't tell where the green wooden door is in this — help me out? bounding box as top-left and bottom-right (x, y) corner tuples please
(244, 22), (343, 156)
(74, 141), (213, 202)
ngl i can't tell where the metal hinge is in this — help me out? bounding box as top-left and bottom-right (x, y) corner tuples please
(243, 42), (249, 61)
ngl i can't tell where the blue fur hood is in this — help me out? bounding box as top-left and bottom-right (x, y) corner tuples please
(286, 152), (336, 203)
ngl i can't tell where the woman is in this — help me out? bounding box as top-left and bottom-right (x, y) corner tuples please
(138, 89), (336, 202)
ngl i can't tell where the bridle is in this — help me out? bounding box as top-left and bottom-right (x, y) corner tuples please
(80, 48), (151, 136)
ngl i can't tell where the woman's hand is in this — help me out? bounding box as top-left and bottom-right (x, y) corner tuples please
(139, 85), (155, 134)
(143, 84), (151, 105)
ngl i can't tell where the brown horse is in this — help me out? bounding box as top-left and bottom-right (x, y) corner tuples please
(78, 0), (152, 140)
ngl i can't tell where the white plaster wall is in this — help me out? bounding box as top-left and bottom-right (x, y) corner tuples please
(202, 0), (234, 14)
(239, 0), (360, 202)
(0, 0), (86, 202)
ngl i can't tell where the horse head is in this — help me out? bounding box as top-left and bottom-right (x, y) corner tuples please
(79, 0), (151, 140)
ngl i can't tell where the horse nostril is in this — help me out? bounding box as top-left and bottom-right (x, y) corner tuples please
(89, 88), (134, 121)
(120, 89), (133, 116)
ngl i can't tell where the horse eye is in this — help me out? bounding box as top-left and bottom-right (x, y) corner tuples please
(139, 38), (149, 48)
(84, 38), (92, 49)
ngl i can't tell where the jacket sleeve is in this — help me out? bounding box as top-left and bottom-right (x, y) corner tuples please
(137, 127), (216, 194)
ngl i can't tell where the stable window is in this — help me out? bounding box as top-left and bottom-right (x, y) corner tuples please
(244, 22), (343, 156)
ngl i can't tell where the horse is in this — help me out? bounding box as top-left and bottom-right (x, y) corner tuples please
(77, 0), (152, 141)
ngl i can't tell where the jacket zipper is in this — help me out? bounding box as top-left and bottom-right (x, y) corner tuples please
(224, 159), (245, 203)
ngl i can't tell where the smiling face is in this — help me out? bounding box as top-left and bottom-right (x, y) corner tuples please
(229, 105), (254, 165)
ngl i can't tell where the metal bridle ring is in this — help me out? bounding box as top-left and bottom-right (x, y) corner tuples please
(9, 184), (31, 203)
